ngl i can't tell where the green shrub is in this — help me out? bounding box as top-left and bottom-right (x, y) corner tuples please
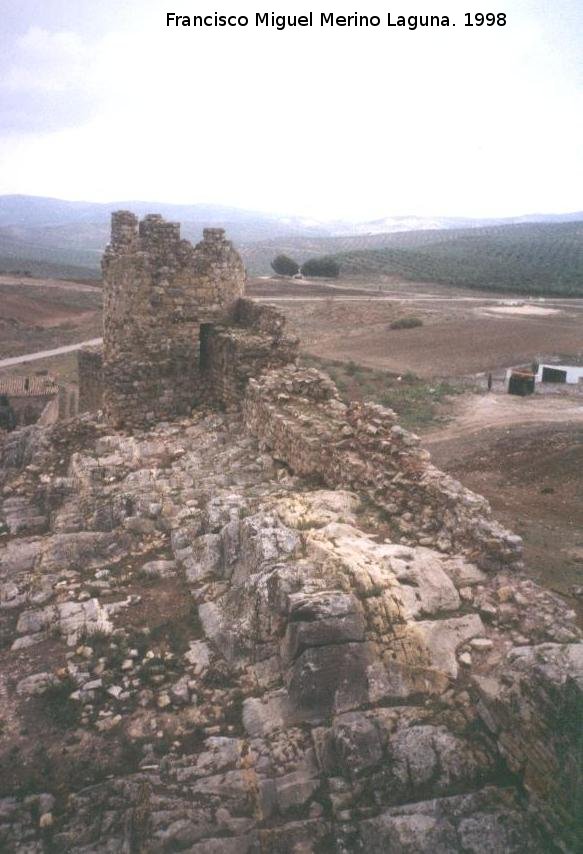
(390, 316), (423, 330)
(42, 677), (80, 727)
(301, 256), (340, 278)
(271, 254), (300, 276)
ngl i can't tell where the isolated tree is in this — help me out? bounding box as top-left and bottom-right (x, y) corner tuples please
(271, 254), (300, 277)
(301, 256), (340, 278)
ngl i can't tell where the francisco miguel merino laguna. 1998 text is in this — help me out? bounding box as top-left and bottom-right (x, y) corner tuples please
(166, 12), (508, 31)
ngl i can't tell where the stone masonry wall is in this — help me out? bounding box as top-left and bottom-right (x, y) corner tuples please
(203, 299), (299, 410)
(243, 365), (523, 572)
(77, 347), (103, 414)
(8, 394), (57, 427)
(102, 212), (245, 428)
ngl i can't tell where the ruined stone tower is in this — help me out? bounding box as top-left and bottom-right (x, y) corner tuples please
(98, 212), (297, 428)
(102, 212), (246, 427)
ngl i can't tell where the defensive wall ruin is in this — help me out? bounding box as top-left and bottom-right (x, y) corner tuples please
(81, 211), (522, 574)
(1, 211), (578, 849)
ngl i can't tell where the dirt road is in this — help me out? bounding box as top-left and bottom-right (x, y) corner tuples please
(0, 338), (103, 369)
(0, 275), (101, 293)
(424, 393), (583, 444)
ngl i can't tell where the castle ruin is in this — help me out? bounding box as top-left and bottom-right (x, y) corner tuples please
(97, 212), (296, 427)
(0, 213), (579, 852)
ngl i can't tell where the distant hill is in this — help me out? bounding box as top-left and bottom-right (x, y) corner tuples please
(0, 194), (349, 244)
(240, 230), (453, 275)
(0, 194), (342, 277)
(1, 195), (582, 293)
(352, 211), (583, 235)
(329, 221), (583, 296)
(0, 194), (355, 278)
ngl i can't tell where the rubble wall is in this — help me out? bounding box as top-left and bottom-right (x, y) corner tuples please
(8, 393), (57, 427)
(243, 365), (523, 571)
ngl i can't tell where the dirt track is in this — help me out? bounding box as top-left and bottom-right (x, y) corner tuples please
(425, 393), (583, 442)
(0, 274), (101, 293)
(0, 338), (103, 369)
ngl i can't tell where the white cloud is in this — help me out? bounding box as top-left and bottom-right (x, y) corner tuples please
(0, 26), (102, 132)
(3, 27), (91, 91)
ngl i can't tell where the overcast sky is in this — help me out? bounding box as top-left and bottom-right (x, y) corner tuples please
(0, 0), (582, 219)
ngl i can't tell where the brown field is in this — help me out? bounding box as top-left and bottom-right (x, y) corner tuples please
(0, 275), (102, 359)
(309, 311), (583, 377)
(427, 420), (583, 617)
(266, 280), (583, 378)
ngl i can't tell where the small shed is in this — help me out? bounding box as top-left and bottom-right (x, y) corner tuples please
(508, 370), (535, 396)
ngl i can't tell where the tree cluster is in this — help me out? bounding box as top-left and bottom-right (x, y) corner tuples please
(271, 254), (340, 279)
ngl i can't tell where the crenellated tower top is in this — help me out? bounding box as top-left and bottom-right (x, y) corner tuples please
(101, 211), (246, 427)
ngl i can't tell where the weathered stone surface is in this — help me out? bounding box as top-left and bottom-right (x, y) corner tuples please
(388, 725), (493, 795)
(331, 712), (383, 778)
(474, 642), (583, 850)
(366, 659), (450, 703)
(233, 513), (300, 583)
(276, 490), (360, 530)
(0, 537), (42, 574)
(139, 559), (177, 578)
(16, 672), (57, 696)
(184, 533), (222, 584)
(413, 614), (486, 678)
(358, 788), (543, 853)
(287, 643), (374, 719)
(242, 691), (294, 738)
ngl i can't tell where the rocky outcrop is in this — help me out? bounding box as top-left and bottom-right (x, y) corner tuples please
(0, 408), (580, 852)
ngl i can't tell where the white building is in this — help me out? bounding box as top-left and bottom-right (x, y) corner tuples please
(535, 364), (583, 384)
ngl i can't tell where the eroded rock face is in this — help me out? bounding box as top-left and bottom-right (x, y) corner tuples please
(0, 407), (581, 852)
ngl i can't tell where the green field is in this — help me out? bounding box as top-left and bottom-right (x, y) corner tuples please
(330, 221), (583, 296)
(0, 254), (100, 280)
(1, 214), (582, 295)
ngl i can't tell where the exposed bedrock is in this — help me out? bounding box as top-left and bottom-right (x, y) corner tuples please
(0, 416), (581, 852)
